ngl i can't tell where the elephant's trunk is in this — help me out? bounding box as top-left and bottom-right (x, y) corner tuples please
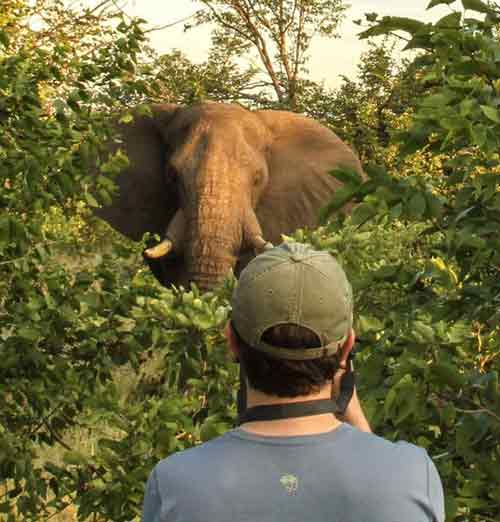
(185, 187), (242, 290)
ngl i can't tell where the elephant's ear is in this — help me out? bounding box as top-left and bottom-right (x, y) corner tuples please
(95, 104), (181, 241)
(254, 110), (364, 244)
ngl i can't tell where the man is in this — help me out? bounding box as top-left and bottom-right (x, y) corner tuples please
(142, 242), (445, 522)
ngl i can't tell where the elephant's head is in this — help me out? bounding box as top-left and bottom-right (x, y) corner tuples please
(96, 103), (363, 289)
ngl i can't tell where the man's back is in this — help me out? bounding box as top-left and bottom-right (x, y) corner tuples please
(142, 423), (444, 522)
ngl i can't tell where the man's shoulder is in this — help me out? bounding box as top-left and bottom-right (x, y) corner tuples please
(347, 424), (427, 453)
(344, 424), (433, 468)
(154, 424), (431, 475)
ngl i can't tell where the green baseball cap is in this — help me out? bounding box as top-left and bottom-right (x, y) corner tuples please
(231, 242), (353, 361)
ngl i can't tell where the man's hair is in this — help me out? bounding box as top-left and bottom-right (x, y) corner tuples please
(231, 322), (340, 398)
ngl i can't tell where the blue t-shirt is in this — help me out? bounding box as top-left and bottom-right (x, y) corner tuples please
(142, 423), (445, 522)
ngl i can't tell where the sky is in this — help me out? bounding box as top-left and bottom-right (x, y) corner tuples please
(82, 0), (453, 88)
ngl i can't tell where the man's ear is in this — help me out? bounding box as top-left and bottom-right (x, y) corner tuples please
(224, 322), (240, 362)
(337, 329), (355, 369)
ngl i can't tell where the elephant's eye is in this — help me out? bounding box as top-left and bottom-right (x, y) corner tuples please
(253, 167), (268, 189)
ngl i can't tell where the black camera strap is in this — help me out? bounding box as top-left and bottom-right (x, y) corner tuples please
(237, 353), (356, 425)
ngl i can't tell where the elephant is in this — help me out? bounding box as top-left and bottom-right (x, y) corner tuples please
(95, 102), (364, 290)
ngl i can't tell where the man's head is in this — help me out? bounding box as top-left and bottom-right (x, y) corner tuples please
(228, 242), (355, 398)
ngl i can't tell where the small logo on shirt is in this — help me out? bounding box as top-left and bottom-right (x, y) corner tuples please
(280, 474), (298, 496)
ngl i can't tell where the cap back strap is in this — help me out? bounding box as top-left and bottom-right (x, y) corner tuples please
(253, 338), (345, 361)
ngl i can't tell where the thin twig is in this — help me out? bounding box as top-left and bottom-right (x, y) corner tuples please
(87, 0), (115, 16)
(456, 407), (500, 422)
(145, 12), (201, 33)
(474, 516), (500, 522)
(43, 421), (74, 451)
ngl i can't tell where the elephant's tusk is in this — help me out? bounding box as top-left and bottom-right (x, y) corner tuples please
(144, 239), (173, 259)
(253, 235), (274, 253)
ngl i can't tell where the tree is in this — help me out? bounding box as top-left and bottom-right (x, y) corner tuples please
(324, 39), (423, 163)
(150, 47), (265, 106)
(193, 0), (347, 109)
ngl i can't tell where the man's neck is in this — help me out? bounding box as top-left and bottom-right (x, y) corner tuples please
(240, 382), (342, 437)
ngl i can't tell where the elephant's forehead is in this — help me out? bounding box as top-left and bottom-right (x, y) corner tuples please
(172, 104), (269, 147)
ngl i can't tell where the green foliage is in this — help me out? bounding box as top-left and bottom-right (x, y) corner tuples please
(312, 39), (423, 164)
(150, 48), (261, 106)
(0, 1), (158, 520)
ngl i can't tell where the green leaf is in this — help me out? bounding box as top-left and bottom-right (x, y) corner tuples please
(192, 314), (214, 331)
(460, 98), (477, 117)
(0, 216), (11, 245)
(385, 17), (428, 34)
(386, 202), (401, 219)
(435, 12), (462, 28)
(484, 371), (498, 402)
(444, 496), (459, 520)
(119, 113), (134, 124)
(412, 321), (435, 343)
(421, 92), (456, 108)
(373, 264), (400, 280)
(136, 104), (153, 117)
(384, 374), (419, 424)
(63, 451), (87, 466)
(58, 173), (74, 194)
(318, 185), (360, 223)
(427, 0), (456, 8)
(329, 167), (363, 187)
(100, 149), (130, 175)
(456, 413), (489, 455)
(462, 0), (495, 13)
(357, 314), (384, 333)
(152, 326), (161, 346)
(407, 192), (427, 219)
(98, 188), (113, 206)
(359, 17), (427, 38)
(85, 192), (99, 208)
(432, 361), (466, 388)
(440, 116), (466, 131)
(17, 327), (40, 341)
(441, 403), (456, 427)
(480, 105), (500, 123)
(448, 321), (471, 344)
(403, 33), (433, 51)
(364, 164), (391, 183)
(351, 203), (378, 226)
(470, 124), (487, 147)
(425, 193), (444, 219)
(0, 31), (10, 48)
(200, 416), (226, 441)
(96, 175), (116, 191)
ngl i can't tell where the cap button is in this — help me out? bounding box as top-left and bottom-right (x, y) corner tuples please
(290, 254), (304, 262)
